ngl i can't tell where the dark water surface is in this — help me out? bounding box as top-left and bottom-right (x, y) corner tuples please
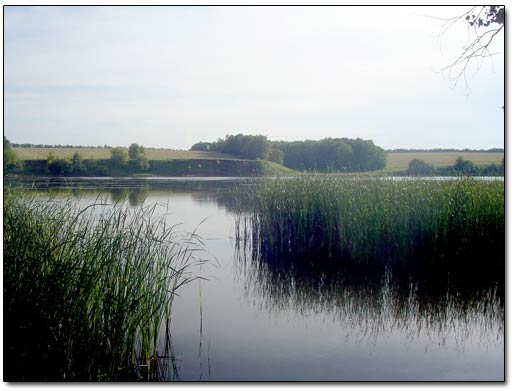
(6, 177), (504, 381)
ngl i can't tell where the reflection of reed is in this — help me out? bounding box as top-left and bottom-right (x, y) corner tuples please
(234, 244), (504, 348)
(133, 317), (181, 381)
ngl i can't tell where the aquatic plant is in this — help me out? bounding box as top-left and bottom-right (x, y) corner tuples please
(4, 190), (204, 381)
(234, 177), (504, 290)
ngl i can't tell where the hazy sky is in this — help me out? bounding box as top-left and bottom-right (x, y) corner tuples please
(4, 6), (504, 150)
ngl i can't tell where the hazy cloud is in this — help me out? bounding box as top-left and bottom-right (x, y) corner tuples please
(4, 6), (504, 149)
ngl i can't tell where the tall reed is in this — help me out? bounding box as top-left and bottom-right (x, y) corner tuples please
(234, 177), (504, 289)
(4, 189), (203, 381)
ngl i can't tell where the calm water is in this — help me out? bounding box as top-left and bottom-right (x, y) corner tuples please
(7, 177), (504, 381)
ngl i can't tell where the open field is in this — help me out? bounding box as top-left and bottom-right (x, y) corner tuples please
(13, 147), (237, 161)
(385, 152), (504, 172)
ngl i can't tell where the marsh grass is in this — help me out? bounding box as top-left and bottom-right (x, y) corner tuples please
(234, 177), (504, 291)
(4, 189), (204, 381)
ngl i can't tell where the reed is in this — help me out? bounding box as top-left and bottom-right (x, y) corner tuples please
(235, 177), (504, 288)
(4, 189), (203, 381)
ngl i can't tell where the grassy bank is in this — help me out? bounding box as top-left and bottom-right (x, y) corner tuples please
(235, 177), (504, 290)
(4, 190), (203, 381)
(17, 158), (296, 177)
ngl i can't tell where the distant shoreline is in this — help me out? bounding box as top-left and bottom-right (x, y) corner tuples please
(8, 148), (504, 177)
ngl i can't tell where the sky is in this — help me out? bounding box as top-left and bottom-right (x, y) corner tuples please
(3, 5), (505, 150)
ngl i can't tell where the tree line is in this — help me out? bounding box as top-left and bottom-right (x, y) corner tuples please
(407, 157), (504, 177)
(191, 134), (387, 172)
(2, 140), (151, 176)
(44, 144), (150, 176)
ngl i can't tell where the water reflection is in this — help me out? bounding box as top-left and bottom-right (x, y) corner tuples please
(234, 243), (503, 349)
(108, 188), (150, 206)
(5, 177), (241, 210)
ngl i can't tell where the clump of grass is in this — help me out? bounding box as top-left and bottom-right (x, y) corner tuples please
(235, 177), (504, 289)
(4, 189), (203, 381)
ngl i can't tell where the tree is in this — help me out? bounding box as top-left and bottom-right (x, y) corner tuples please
(128, 143), (149, 171)
(110, 147), (129, 167)
(349, 138), (387, 171)
(46, 154), (72, 176)
(4, 136), (22, 173)
(268, 148), (284, 165)
(407, 159), (435, 176)
(212, 134), (272, 160)
(128, 143), (143, 160)
(438, 6), (504, 91)
(271, 137), (386, 172)
(454, 156), (476, 175)
(190, 142), (212, 151)
(71, 152), (84, 175)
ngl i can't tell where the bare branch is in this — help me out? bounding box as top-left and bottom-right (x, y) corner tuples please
(434, 6), (504, 94)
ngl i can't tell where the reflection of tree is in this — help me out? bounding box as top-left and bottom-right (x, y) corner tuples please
(108, 188), (149, 207)
(190, 189), (240, 213)
(128, 188), (149, 207)
(71, 188), (87, 199)
(110, 188), (129, 204)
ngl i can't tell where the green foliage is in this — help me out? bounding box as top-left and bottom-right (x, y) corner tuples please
(46, 153), (73, 176)
(406, 156), (504, 177)
(212, 134), (272, 160)
(4, 136), (22, 173)
(273, 137), (386, 172)
(128, 143), (143, 160)
(454, 156), (475, 175)
(4, 136), (15, 164)
(71, 152), (85, 175)
(268, 148), (285, 165)
(450, 156), (504, 176)
(135, 155), (150, 171)
(407, 159), (435, 176)
(83, 159), (110, 176)
(4, 191), (201, 380)
(191, 134), (386, 172)
(190, 142), (212, 151)
(110, 147), (129, 167)
(128, 143), (149, 171)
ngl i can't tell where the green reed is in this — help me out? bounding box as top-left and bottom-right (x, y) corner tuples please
(235, 177), (504, 285)
(4, 189), (203, 381)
